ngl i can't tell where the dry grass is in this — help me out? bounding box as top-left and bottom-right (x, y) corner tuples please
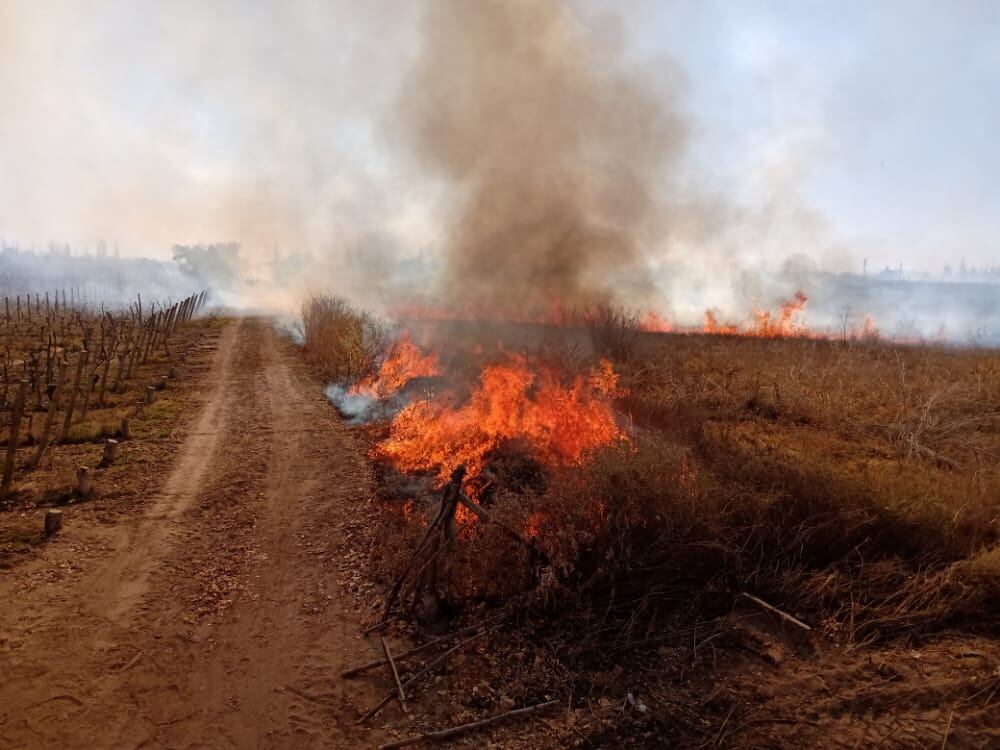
(569, 335), (998, 645)
(298, 294), (390, 381)
(368, 331), (999, 659)
(299, 313), (1000, 746)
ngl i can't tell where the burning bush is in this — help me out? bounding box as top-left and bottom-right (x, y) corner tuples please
(374, 353), (625, 495)
(350, 333), (440, 399)
(360, 324), (1000, 653)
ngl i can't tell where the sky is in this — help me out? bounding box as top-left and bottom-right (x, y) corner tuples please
(0, 0), (997, 275)
(624, 0), (1000, 273)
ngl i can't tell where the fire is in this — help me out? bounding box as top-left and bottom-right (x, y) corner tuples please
(703, 310), (739, 335)
(639, 310), (672, 333)
(373, 355), (624, 491)
(589, 357), (624, 398)
(703, 292), (810, 338)
(386, 289), (898, 353)
(351, 332), (440, 399)
(755, 291), (809, 337)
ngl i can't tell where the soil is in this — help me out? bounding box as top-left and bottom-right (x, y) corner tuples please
(0, 319), (384, 749)
(2, 317), (997, 749)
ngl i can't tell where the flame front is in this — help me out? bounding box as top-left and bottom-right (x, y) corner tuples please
(351, 332), (440, 399)
(374, 354), (624, 490)
(704, 292), (810, 337)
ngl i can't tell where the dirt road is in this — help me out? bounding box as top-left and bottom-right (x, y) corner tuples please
(0, 319), (383, 749)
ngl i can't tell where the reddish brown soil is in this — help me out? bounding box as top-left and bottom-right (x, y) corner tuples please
(0, 319), (385, 749)
(3, 318), (997, 749)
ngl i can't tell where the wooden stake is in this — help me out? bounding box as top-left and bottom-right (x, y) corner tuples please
(79, 356), (99, 422)
(76, 466), (91, 497)
(113, 335), (132, 393)
(60, 350), (88, 441)
(96, 326), (116, 406)
(100, 439), (119, 468)
(30, 360), (66, 469)
(44, 509), (63, 536)
(369, 470), (463, 633)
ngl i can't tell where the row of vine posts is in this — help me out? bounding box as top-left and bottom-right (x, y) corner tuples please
(0, 290), (207, 499)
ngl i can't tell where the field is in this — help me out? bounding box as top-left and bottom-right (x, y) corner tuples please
(0, 292), (208, 563)
(1, 297), (997, 749)
(305, 300), (1000, 748)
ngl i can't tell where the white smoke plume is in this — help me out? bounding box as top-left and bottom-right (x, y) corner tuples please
(0, 1), (996, 339)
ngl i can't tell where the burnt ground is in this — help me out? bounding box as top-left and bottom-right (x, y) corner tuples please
(1, 317), (997, 749)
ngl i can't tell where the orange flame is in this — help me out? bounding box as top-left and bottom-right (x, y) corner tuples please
(374, 355), (624, 490)
(639, 311), (673, 333)
(351, 332), (440, 399)
(703, 310), (740, 335)
(755, 291), (809, 337)
(704, 292), (810, 338)
(389, 290), (901, 345)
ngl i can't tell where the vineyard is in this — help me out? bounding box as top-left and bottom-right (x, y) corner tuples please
(0, 291), (207, 551)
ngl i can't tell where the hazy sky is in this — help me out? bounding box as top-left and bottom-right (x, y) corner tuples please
(0, 0), (997, 273)
(626, 0), (1000, 273)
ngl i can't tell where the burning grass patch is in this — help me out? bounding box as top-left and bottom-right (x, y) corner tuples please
(313, 312), (1000, 746)
(345, 323), (1000, 636)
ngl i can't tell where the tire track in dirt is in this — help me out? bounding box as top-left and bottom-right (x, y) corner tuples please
(0, 318), (382, 749)
(87, 318), (243, 625)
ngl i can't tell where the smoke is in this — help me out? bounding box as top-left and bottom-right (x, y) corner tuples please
(392, 0), (687, 314)
(1, 0), (996, 340)
(0, 0), (419, 295)
(0, 247), (193, 308)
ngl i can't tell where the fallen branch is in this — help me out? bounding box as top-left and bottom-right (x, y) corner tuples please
(382, 637), (408, 714)
(342, 616), (504, 678)
(738, 592), (812, 632)
(358, 627), (493, 725)
(378, 700), (560, 749)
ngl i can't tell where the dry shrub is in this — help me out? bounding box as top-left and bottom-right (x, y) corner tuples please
(429, 423), (999, 655)
(298, 294), (389, 381)
(582, 304), (640, 360)
(368, 329), (999, 666)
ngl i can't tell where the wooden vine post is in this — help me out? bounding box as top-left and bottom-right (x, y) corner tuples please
(60, 349), (88, 441)
(30, 359), (67, 469)
(371, 465), (466, 631)
(1, 380), (28, 497)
